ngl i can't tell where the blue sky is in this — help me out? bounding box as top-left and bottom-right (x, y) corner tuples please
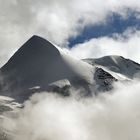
(69, 10), (140, 47)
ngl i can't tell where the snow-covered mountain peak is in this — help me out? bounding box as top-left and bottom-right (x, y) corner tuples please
(0, 35), (140, 101)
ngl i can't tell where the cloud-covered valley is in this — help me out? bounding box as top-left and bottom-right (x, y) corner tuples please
(1, 81), (140, 140)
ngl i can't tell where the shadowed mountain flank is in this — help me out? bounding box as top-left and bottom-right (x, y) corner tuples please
(0, 36), (76, 95)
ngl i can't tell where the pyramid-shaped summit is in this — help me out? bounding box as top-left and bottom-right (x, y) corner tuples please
(1, 35), (75, 91)
(2, 35), (60, 71)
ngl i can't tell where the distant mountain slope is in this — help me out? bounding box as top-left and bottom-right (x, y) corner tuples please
(84, 55), (140, 80)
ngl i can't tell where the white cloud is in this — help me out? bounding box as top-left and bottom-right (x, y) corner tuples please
(0, 0), (140, 66)
(70, 29), (140, 64)
(2, 81), (140, 140)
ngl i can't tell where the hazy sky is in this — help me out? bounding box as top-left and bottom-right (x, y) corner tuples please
(0, 0), (140, 66)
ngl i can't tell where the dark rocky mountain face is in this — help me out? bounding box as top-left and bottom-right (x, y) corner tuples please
(0, 36), (76, 95)
(94, 67), (117, 92)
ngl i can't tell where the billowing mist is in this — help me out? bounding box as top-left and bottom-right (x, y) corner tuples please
(1, 80), (140, 140)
